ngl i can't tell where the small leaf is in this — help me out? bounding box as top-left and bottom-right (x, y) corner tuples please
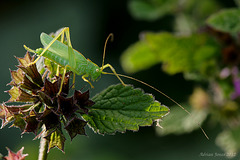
(128, 0), (177, 21)
(45, 129), (66, 152)
(43, 79), (59, 98)
(6, 86), (38, 102)
(23, 114), (41, 135)
(12, 115), (26, 132)
(38, 91), (55, 107)
(18, 64), (43, 87)
(16, 52), (33, 67)
(8, 69), (24, 86)
(4, 104), (32, 115)
(57, 95), (75, 120)
(0, 103), (34, 129)
(82, 84), (169, 134)
(236, 0), (240, 7)
(0, 104), (13, 128)
(73, 90), (95, 113)
(216, 127), (240, 158)
(121, 41), (158, 74)
(38, 108), (60, 130)
(207, 9), (240, 34)
(156, 105), (207, 136)
(64, 117), (87, 140)
(21, 75), (41, 93)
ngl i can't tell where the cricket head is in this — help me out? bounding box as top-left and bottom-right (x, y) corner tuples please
(90, 65), (102, 81)
(35, 48), (43, 55)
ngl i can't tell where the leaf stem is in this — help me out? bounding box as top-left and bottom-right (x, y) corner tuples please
(38, 126), (48, 160)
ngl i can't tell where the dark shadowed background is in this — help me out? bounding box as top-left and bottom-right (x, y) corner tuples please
(0, 0), (239, 159)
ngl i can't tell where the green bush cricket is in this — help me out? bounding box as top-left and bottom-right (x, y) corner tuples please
(24, 27), (209, 139)
(24, 27), (124, 92)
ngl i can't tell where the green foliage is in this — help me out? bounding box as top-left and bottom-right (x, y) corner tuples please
(207, 9), (240, 34)
(156, 105), (208, 136)
(128, 0), (177, 21)
(128, 0), (221, 37)
(83, 84), (169, 134)
(123, 0), (240, 157)
(121, 32), (219, 78)
(235, 0), (240, 7)
(216, 126), (240, 158)
(45, 129), (66, 152)
(121, 40), (158, 74)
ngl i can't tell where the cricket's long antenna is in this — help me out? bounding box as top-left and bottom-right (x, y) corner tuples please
(102, 71), (209, 140)
(102, 33), (114, 70)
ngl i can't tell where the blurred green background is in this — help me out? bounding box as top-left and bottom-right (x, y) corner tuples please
(0, 0), (239, 159)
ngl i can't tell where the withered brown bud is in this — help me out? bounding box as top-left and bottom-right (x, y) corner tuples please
(0, 52), (95, 143)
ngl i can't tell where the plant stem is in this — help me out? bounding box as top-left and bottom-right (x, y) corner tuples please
(38, 126), (48, 160)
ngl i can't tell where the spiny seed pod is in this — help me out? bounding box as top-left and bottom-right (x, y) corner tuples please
(0, 52), (95, 152)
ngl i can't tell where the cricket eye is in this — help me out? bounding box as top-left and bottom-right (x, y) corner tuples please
(96, 69), (99, 72)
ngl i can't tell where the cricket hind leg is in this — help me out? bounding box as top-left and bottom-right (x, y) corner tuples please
(27, 27), (74, 96)
(55, 30), (66, 77)
(25, 27), (75, 96)
(55, 27), (76, 86)
(23, 27), (70, 96)
(28, 27), (68, 66)
(63, 27), (76, 88)
(101, 63), (126, 86)
(54, 27), (76, 94)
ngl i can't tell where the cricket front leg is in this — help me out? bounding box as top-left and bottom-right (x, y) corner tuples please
(101, 64), (126, 86)
(82, 75), (94, 88)
(57, 65), (69, 96)
(64, 28), (78, 89)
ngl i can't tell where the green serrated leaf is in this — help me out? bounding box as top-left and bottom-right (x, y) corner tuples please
(121, 32), (219, 77)
(82, 84), (169, 135)
(207, 8), (240, 34)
